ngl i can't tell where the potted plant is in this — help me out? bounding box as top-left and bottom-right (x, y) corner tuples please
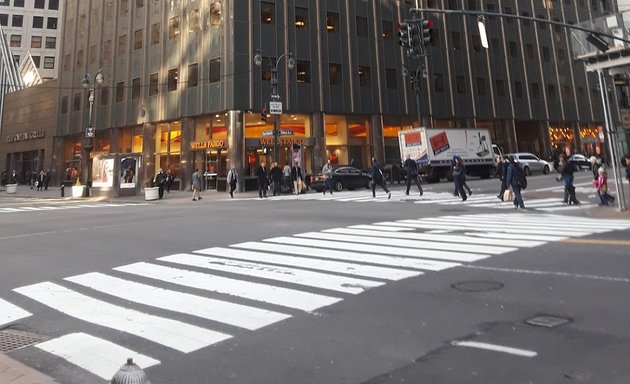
(144, 180), (159, 201)
(71, 178), (86, 198)
(6, 183), (17, 194)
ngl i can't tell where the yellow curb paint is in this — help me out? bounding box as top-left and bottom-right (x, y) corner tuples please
(561, 238), (630, 246)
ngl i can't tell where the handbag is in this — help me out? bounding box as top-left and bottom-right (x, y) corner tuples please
(503, 188), (514, 201)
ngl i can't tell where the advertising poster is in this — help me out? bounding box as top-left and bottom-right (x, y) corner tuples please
(120, 157), (138, 189)
(92, 158), (114, 188)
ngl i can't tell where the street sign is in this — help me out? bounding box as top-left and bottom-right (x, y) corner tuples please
(269, 101), (283, 114)
(85, 127), (95, 138)
(279, 129), (294, 136)
(262, 130), (274, 136)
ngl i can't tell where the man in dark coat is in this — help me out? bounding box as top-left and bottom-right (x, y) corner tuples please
(154, 168), (167, 199)
(370, 158), (391, 199)
(557, 154), (579, 205)
(451, 156), (467, 201)
(403, 154), (423, 196)
(496, 156), (509, 200)
(256, 161), (268, 198)
(270, 162), (283, 196)
(506, 156), (525, 209)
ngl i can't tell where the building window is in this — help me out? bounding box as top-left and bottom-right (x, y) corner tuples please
(476, 77), (486, 96)
(168, 68), (179, 91)
(34, 0), (44, 8)
(471, 35), (482, 52)
(169, 16), (180, 39)
(385, 68), (397, 89)
(188, 8), (200, 33)
(149, 73), (158, 95)
(538, 15), (546, 30)
(329, 63), (342, 85)
(73, 93), (81, 111)
(47, 17), (57, 29)
(295, 7), (308, 28)
(12, 14), (23, 27)
(521, 11), (531, 27)
(327, 12), (339, 32)
(514, 81), (524, 98)
(490, 38), (500, 55)
(358, 66), (371, 87)
(31, 36), (42, 48)
(10, 35), (21, 48)
(134, 29), (143, 50)
(188, 63), (198, 87)
(456, 76), (466, 94)
(356, 16), (368, 37)
(116, 82), (125, 102)
(32, 55), (40, 67)
(33, 16), (43, 28)
(136, 0), (144, 8)
(558, 48), (566, 61)
(14, 0), (24, 7)
(526, 44), (534, 59)
(261, 2), (274, 24)
(43, 56), (54, 69)
(132, 78), (141, 99)
(209, 58), (220, 83)
(45, 37), (56, 49)
(382, 20), (393, 39)
(542, 46), (550, 62)
(0, 0), (8, 5)
(451, 31), (461, 50)
(0, 14), (7, 26)
(61, 96), (68, 113)
(509, 41), (517, 58)
(48, 0), (59, 10)
(118, 34), (127, 55)
(434, 73), (444, 92)
(495, 79), (505, 97)
(547, 84), (556, 99)
(531, 82), (540, 99)
(151, 23), (160, 44)
(296, 60), (310, 84)
(562, 85), (571, 98)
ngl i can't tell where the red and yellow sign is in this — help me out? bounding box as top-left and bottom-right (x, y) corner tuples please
(191, 140), (225, 150)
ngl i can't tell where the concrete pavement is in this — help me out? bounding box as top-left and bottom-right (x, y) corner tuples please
(0, 354), (56, 384)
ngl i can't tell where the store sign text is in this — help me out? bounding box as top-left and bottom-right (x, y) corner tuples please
(192, 140), (225, 149)
(259, 138), (304, 146)
(7, 130), (45, 143)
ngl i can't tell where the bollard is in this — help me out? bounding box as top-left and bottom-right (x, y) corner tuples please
(110, 358), (151, 384)
(60, 184), (65, 197)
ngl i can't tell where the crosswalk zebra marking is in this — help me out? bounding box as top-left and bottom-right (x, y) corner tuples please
(158, 253), (383, 294)
(64, 272), (291, 331)
(0, 202), (150, 214)
(35, 333), (160, 381)
(231, 241), (460, 271)
(114, 262), (342, 312)
(0, 297), (31, 327)
(14, 282), (232, 353)
(347, 224), (416, 232)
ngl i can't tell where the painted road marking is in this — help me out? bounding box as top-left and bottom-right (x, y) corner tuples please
(462, 264), (630, 283)
(114, 262), (342, 312)
(0, 297), (31, 327)
(560, 238), (630, 246)
(452, 340), (538, 357)
(159, 253), (383, 294)
(14, 282), (231, 353)
(36, 333), (160, 380)
(64, 272), (291, 330)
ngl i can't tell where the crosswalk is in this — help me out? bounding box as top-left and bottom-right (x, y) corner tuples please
(0, 202), (149, 214)
(244, 190), (595, 212)
(3, 212), (630, 381)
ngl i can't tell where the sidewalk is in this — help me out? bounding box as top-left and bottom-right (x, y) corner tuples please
(0, 354), (56, 384)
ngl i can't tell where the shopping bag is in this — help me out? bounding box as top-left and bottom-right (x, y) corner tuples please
(503, 188), (514, 201)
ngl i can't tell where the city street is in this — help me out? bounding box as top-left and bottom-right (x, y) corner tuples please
(1, 171), (630, 384)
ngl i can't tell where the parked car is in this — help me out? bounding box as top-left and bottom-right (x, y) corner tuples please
(508, 152), (551, 175)
(568, 154), (592, 170)
(309, 165), (371, 192)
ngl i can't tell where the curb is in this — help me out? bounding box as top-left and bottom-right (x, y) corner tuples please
(0, 353), (57, 384)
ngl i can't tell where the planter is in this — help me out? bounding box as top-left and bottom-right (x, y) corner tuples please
(71, 185), (86, 198)
(144, 187), (159, 201)
(6, 184), (17, 194)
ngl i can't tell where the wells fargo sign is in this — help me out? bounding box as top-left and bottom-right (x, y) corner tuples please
(6, 130), (45, 143)
(258, 138), (304, 146)
(191, 140), (225, 149)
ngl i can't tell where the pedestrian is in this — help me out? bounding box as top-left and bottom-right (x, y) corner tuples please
(459, 157), (473, 195)
(594, 167), (615, 206)
(10, 170), (17, 184)
(282, 163), (292, 193)
(557, 154), (580, 205)
(590, 146), (605, 179)
(37, 170), (45, 191)
(270, 162), (283, 196)
(154, 168), (167, 199)
(191, 168), (202, 201)
(43, 171), (50, 190)
(451, 156), (467, 201)
(496, 156), (509, 201)
(227, 166), (238, 198)
(370, 157), (391, 199)
(0, 170), (6, 187)
(322, 159), (334, 195)
(506, 156), (525, 209)
(402, 154), (423, 196)
(256, 161), (268, 198)
(350, 158), (359, 169)
(291, 161), (304, 195)
(166, 169), (174, 193)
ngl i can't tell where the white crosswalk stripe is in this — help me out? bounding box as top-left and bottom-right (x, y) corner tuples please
(8, 211), (630, 381)
(0, 202), (149, 213)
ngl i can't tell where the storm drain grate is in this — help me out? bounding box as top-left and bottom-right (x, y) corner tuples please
(0, 330), (48, 353)
(525, 315), (572, 328)
(451, 280), (505, 292)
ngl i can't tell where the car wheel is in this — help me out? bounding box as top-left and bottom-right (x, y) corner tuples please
(543, 165), (550, 175)
(334, 180), (343, 192)
(523, 166), (531, 176)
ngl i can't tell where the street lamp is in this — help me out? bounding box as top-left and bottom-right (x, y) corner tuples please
(254, 50), (295, 162)
(80, 69), (104, 196)
(402, 62), (425, 126)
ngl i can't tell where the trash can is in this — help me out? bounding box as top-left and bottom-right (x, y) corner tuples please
(6, 184), (17, 194)
(144, 187), (159, 201)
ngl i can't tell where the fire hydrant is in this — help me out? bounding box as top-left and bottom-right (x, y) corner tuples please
(110, 358), (151, 384)
(60, 184), (65, 197)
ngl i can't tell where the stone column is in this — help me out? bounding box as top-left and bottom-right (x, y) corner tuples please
(180, 118), (194, 191)
(539, 121), (551, 158)
(572, 121), (581, 154)
(142, 123), (155, 188)
(370, 114), (385, 162)
(227, 110), (244, 192)
(109, 127), (120, 154)
(504, 119), (518, 153)
(311, 112), (326, 170)
(52, 136), (65, 186)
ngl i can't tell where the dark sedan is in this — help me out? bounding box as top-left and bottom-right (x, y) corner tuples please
(309, 166), (371, 192)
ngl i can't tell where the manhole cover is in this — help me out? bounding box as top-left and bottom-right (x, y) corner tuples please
(0, 330), (48, 353)
(525, 315), (572, 328)
(451, 280), (504, 292)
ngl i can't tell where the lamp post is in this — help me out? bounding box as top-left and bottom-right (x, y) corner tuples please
(254, 50), (295, 162)
(402, 62), (425, 126)
(80, 69), (104, 197)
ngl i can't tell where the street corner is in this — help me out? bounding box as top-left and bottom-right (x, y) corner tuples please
(583, 204), (630, 221)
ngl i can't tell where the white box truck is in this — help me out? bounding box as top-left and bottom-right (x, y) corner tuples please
(398, 127), (497, 182)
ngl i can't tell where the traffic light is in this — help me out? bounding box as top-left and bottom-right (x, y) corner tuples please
(420, 19), (434, 47)
(397, 22), (411, 49)
(260, 107), (267, 122)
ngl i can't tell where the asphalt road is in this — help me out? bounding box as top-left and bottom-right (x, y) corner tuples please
(1, 170), (629, 384)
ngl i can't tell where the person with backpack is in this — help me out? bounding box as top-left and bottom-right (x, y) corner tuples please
(506, 156), (525, 209)
(451, 156), (467, 202)
(370, 158), (391, 199)
(557, 154), (580, 205)
(594, 167), (615, 206)
(403, 154), (423, 196)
